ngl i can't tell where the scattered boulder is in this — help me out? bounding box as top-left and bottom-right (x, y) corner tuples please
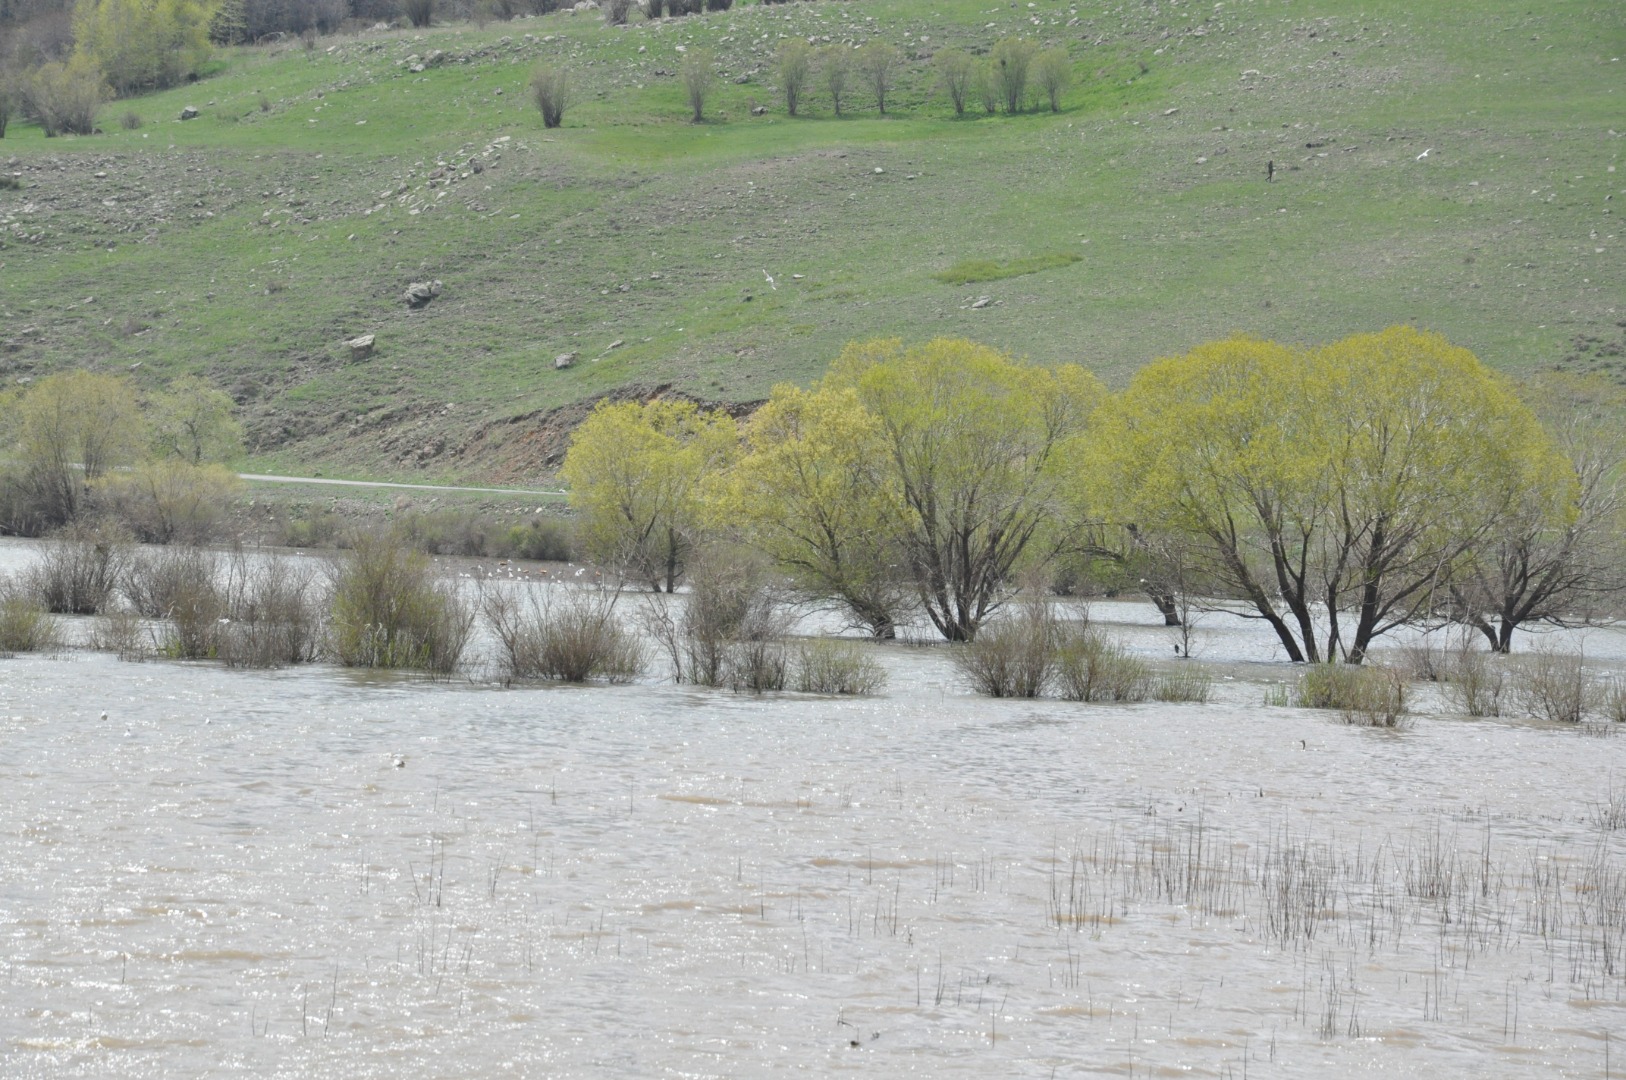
(180, 106), (199, 120)
(970, 296), (993, 309)
(403, 280), (442, 308)
(554, 352), (577, 369)
(347, 333), (376, 359)
(751, 105), (768, 116)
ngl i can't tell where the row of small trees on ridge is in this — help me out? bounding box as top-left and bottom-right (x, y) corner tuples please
(561, 329), (1626, 661)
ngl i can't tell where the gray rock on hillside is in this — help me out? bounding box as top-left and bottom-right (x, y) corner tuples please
(403, 280), (443, 308)
(347, 333), (376, 359)
(554, 352), (578, 369)
(180, 106), (199, 120)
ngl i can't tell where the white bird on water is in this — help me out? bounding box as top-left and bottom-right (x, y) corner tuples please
(1416, 148), (1433, 160)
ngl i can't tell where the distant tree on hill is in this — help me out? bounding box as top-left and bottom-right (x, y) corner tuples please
(73, 0), (219, 96)
(776, 38), (811, 116)
(529, 63), (567, 128)
(820, 45), (850, 116)
(856, 41), (899, 115)
(935, 48), (974, 117)
(680, 48), (713, 122)
(990, 37), (1036, 114)
(1033, 47), (1071, 113)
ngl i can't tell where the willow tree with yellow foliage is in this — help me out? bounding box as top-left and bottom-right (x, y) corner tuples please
(560, 399), (737, 592)
(728, 338), (1101, 642)
(721, 383), (911, 638)
(73, 0), (219, 97)
(1086, 326), (1562, 663)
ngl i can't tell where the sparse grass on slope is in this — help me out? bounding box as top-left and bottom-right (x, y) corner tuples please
(0, 0), (1620, 482)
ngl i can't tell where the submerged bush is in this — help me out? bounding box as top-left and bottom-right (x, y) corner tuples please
(24, 523), (132, 614)
(793, 639), (887, 695)
(329, 531), (473, 675)
(1296, 664), (1408, 727)
(1444, 648), (1507, 717)
(1510, 646), (1590, 724)
(642, 548), (789, 687)
(1053, 623), (1150, 702)
(0, 579), (62, 656)
(216, 554), (325, 669)
(952, 602), (1055, 698)
(483, 583), (643, 683)
(1151, 666), (1213, 704)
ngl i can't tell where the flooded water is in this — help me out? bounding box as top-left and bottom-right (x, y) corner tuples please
(4, 542), (1626, 1078)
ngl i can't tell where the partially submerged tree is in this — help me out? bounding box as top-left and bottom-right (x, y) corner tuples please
(723, 383), (912, 638)
(0, 370), (145, 531)
(1445, 373), (1626, 651)
(1086, 327), (1558, 663)
(560, 398), (738, 591)
(825, 338), (1102, 641)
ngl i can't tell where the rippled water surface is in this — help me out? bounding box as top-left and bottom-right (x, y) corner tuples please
(4, 546), (1626, 1077)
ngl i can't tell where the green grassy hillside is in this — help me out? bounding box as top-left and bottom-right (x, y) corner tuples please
(0, 0), (1621, 482)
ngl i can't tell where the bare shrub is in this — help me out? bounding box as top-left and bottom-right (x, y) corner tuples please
(1601, 676), (1626, 724)
(936, 48), (975, 116)
(641, 548), (789, 686)
(94, 461), (240, 545)
(88, 608), (150, 661)
(24, 524), (132, 614)
(1296, 664), (1408, 727)
(0, 578), (62, 655)
(216, 554), (325, 668)
(529, 64), (568, 128)
(1054, 623), (1150, 702)
(793, 639), (887, 695)
(952, 600), (1054, 698)
(725, 638), (788, 693)
(680, 48), (714, 122)
(856, 41), (899, 114)
(403, 0), (433, 27)
(974, 59), (999, 114)
(1032, 47), (1071, 112)
(155, 576), (225, 659)
(777, 38), (812, 116)
(599, 0), (632, 23)
(1510, 645), (1590, 723)
(1445, 648), (1507, 717)
(821, 46), (850, 116)
(124, 545), (218, 617)
(329, 531), (473, 675)
(118, 109), (142, 130)
(1396, 638), (1451, 683)
(1151, 666), (1213, 703)
(483, 583), (644, 683)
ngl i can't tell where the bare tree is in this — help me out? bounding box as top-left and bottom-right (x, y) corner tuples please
(680, 48), (714, 122)
(529, 64), (568, 128)
(820, 45), (851, 116)
(935, 48), (974, 116)
(856, 41), (899, 114)
(1032, 47), (1071, 113)
(777, 38), (812, 116)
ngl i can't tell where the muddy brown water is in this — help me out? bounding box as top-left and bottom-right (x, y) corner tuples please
(3, 541), (1626, 1077)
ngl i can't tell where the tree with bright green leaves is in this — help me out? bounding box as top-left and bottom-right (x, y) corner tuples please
(148, 375), (244, 464)
(821, 338), (1102, 641)
(73, 0), (220, 97)
(560, 398), (737, 591)
(0, 370), (146, 531)
(1085, 326), (1562, 664)
(1444, 372), (1626, 652)
(721, 383), (912, 638)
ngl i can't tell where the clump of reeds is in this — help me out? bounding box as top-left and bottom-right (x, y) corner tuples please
(1295, 663), (1409, 727)
(329, 531), (473, 676)
(1151, 665), (1213, 703)
(1509, 645), (1590, 723)
(483, 582), (644, 683)
(1600, 676), (1626, 724)
(792, 639), (887, 695)
(88, 608), (152, 662)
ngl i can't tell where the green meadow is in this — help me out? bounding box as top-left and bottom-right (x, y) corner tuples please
(0, 0), (1620, 481)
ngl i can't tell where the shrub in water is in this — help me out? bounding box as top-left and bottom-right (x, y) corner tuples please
(216, 553), (325, 669)
(793, 639), (887, 695)
(0, 578), (62, 655)
(1151, 666), (1213, 704)
(1295, 664), (1408, 727)
(24, 523), (132, 615)
(952, 601), (1054, 698)
(642, 548), (790, 686)
(1444, 648), (1506, 717)
(329, 531), (473, 675)
(124, 545), (218, 617)
(484, 583), (644, 683)
(1510, 645), (1590, 724)
(1054, 624), (1150, 702)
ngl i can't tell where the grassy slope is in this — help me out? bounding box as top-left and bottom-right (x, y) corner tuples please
(0, 0), (1621, 482)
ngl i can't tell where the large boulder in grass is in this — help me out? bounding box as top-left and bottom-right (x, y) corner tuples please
(403, 280), (442, 308)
